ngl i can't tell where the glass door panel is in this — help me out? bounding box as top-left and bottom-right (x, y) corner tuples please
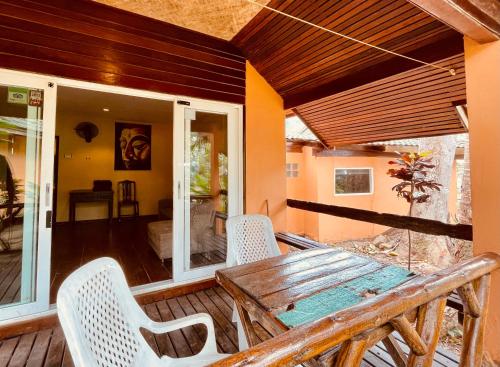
(0, 72), (55, 319)
(185, 111), (228, 270)
(173, 100), (241, 282)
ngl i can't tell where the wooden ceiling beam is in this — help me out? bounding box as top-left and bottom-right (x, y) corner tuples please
(283, 33), (463, 109)
(406, 0), (500, 43)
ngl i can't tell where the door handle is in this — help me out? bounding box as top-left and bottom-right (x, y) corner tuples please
(45, 183), (51, 207)
(178, 181), (181, 200)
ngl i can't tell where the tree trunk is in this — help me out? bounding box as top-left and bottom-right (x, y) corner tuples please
(458, 136), (472, 224)
(412, 135), (457, 268)
(454, 135), (473, 260)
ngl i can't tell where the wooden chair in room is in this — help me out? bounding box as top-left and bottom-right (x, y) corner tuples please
(117, 180), (139, 221)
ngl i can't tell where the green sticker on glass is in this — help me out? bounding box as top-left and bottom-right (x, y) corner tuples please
(7, 87), (28, 105)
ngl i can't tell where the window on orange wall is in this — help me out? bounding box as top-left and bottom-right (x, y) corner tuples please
(334, 168), (373, 195)
(286, 163), (299, 178)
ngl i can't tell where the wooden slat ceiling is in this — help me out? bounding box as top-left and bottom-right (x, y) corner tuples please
(232, 0), (464, 109)
(293, 54), (466, 146)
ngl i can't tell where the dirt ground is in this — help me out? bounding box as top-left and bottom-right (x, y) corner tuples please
(326, 228), (473, 356)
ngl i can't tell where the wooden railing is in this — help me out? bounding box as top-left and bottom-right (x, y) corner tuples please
(209, 252), (500, 367)
(287, 199), (473, 240)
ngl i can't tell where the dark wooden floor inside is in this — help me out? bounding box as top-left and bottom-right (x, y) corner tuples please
(0, 286), (459, 367)
(50, 217), (227, 304)
(50, 218), (173, 304)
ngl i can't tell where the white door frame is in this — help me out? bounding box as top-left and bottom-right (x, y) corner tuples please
(0, 69), (56, 320)
(173, 99), (243, 282)
(0, 68), (243, 321)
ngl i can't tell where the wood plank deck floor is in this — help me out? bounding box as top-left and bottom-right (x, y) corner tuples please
(0, 286), (459, 367)
(0, 252), (21, 307)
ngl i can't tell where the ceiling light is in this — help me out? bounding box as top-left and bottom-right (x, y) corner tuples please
(103, 108), (110, 112)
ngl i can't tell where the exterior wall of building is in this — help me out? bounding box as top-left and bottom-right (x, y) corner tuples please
(464, 36), (500, 363)
(245, 62), (286, 232)
(287, 147), (458, 243)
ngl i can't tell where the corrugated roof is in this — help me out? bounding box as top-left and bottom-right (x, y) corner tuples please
(367, 133), (468, 148)
(285, 116), (318, 141)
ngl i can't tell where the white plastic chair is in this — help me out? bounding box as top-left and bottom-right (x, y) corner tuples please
(226, 214), (281, 351)
(57, 257), (229, 367)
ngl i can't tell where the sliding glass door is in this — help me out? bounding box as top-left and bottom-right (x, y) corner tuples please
(173, 99), (242, 281)
(0, 70), (55, 320)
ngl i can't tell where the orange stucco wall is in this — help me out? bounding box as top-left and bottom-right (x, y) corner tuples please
(245, 62), (286, 232)
(464, 37), (500, 362)
(287, 148), (458, 243)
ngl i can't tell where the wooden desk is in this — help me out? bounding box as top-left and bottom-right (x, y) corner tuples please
(69, 190), (113, 224)
(216, 248), (418, 366)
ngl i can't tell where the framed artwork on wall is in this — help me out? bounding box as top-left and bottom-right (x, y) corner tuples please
(114, 122), (151, 170)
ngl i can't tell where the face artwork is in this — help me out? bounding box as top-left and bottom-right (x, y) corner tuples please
(115, 122), (152, 170)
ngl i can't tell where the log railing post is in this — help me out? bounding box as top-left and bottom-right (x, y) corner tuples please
(390, 315), (427, 356)
(407, 296), (447, 367)
(460, 274), (491, 367)
(334, 338), (368, 367)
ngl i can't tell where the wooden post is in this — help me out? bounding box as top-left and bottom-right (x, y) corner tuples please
(407, 296), (447, 367)
(382, 335), (407, 367)
(334, 338), (368, 367)
(390, 315), (427, 356)
(457, 282), (481, 318)
(460, 274), (491, 367)
(235, 302), (261, 348)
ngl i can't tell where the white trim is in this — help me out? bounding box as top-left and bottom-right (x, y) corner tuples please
(173, 100), (243, 282)
(0, 69), (56, 320)
(0, 68), (244, 321)
(333, 167), (374, 196)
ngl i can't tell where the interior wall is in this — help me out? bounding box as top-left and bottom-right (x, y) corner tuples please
(245, 62), (286, 232)
(55, 92), (173, 222)
(464, 36), (500, 363)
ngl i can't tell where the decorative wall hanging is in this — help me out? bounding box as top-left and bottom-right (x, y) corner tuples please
(75, 122), (99, 143)
(114, 122), (151, 170)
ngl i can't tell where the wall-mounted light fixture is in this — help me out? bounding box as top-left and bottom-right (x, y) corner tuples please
(75, 122), (99, 143)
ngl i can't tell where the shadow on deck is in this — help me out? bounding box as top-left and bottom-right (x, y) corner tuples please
(0, 286), (459, 367)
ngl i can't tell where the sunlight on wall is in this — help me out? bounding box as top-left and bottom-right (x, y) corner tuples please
(465, 37), (500, 362)
(245, 62), (286, 232)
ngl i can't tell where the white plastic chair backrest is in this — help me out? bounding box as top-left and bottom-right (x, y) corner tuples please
(226, 214), (281, 266)
(57, 257), (160, 367)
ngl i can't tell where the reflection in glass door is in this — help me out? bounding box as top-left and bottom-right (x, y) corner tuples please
(186, 111), (228, 270)
(0, 71), (55, 319)
(174, 101), (241, 281)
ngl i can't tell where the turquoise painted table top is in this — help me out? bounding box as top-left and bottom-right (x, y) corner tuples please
(217, 248), (417, 330)
(276, 262), (414, 328)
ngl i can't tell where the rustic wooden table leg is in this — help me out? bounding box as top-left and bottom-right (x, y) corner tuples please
(407, 296), (447, 367)
(235, 302), (261, 348)
(334, 338), (368, 367)
(460, 274), (490, 367)
(382, 334), (407, 367)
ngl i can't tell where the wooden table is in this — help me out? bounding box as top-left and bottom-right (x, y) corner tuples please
(216, 248), (418, 366)
(69, 190), (113, 224)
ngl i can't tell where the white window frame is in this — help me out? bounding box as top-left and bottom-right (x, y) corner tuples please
(286, 162), (299, 178)
(334, 167), (374, 196)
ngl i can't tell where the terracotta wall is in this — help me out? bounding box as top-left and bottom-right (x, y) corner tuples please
(245, 62), (286, 232)
(464, 37), (500, 363)
(287, 148), (458, 243)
